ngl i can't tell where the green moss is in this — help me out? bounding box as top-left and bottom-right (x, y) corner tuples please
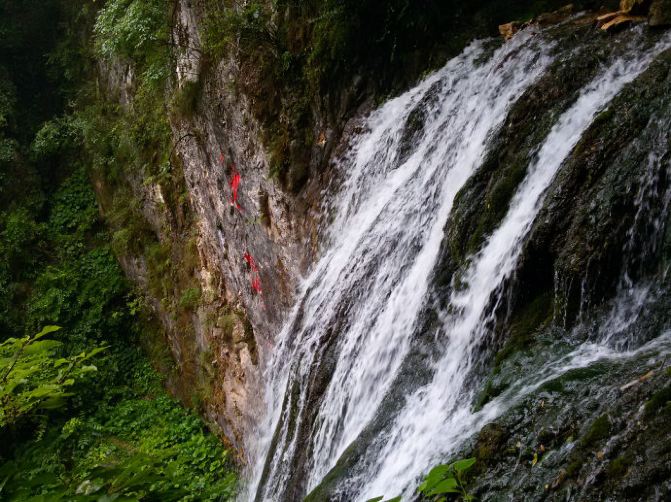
(467, 163), (528, 255)
(495, 291), (553, 367)
(304, 439), (359, 502)
(560, 364), (609, 382)
(218, 313), (237, 342)
(581, 414), (611, 449)
(183, 235), (201, 273)
(606, 453), (633, 478)
(146, 241), (172, 300)
(474, 423), (507, 464)
(644, 384), (671, 418)
(538, 378), (565, 394)
(474, 379), (504, 410)
(565, 457), (584, 478)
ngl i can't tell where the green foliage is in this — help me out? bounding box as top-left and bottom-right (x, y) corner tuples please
(644, 383), (671, 417)
(179, 287), (201, 311)
(0, 326), (104, 429)
(200, 1), (277, 62)
(94, 0), (168, 63)
(31, 115), (84, 160)
(0, 73), (16, 131)
(418, 458), (476, 501)
(580, 414), (611, 448)
(0, 2), (238, 500)
(0, 363), (237, 501)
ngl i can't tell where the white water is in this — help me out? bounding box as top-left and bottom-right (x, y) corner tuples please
(246, 29), (671, 502)
(359, 37), (671, 499)
(598, 113), (671, 349)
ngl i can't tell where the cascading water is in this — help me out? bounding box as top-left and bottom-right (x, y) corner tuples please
(358, 35), (671, 501)
(246, 27), (671, 502)
(247, 32), (554, 501)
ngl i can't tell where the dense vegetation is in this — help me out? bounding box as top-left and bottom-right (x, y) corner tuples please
(0, 1), (236, 499)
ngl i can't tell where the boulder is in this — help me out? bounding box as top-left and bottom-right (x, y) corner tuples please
(649, 0), (671, 26)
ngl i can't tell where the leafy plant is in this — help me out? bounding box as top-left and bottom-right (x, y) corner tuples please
(418, 458), (476, 501)
(93, 0), (168, 62)
(0, 362), (237, 501)
(0, 326), (104, 429)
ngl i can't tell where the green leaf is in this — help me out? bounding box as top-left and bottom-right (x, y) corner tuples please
(428, 477), (460, 496)
(34, 325), (62, 340)
(418, 463), (450, 493)
(53, 358), (69, 368)
(451, 458), (476, 473)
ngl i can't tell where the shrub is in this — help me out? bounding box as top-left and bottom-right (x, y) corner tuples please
(179, 287), (201, 311)
(418, 458), (476, 501)
(0, 326), (104, 430)
(94, 0), (168, 62)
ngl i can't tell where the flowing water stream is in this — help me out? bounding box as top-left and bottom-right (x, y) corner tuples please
(246, 28), (671, 501)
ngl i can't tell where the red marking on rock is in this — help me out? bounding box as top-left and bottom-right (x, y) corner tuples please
(230, 171), (241, 205)
(244, 252), (259, 272)
(251, 275), (262, 295)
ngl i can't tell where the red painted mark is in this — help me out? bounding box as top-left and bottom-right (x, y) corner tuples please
(219, 151), (225, 165)
(243, 251), (259, 272)
(230, 171), (241, 206)
(251, 275), (262, 295)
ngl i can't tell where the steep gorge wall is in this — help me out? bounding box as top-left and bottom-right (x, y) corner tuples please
(94, 0), (327, 450)
(93, 0), (627, 459)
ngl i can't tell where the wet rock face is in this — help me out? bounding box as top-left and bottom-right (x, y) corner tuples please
(462, 348), (671, 501)
(429, 28), (671, 502)
(168, 1), (330, 450)
(96, 0), (327, 452)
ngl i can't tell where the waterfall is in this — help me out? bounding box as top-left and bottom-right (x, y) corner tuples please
(246, 28), (671, 502)
(358, 33), (671, 501)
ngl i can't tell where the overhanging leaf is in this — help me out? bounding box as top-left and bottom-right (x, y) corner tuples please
(428, 477), (460, 496)
(451, 457), (476, 473)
